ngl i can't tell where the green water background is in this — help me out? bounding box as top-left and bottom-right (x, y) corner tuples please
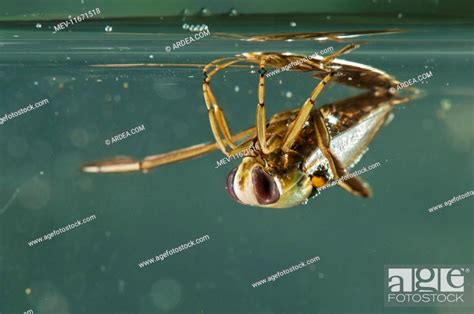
(0, 1), (473, 313)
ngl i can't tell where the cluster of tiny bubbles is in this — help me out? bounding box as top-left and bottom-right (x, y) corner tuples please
(150, 279), (182, 311)
(182, 23), (208, 32)
(105, 25), (113, 32)
(35, 23), (42, 28)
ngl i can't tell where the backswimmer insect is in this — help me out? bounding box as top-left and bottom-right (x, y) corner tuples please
(81, 30), (418, 208)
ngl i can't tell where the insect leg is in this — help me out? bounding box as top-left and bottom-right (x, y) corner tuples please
(312, 111), (372, 197)
(280, 72), (335, 152)
(320, 44), (359, 67)
(81, 127), (256, 174)
(256, 57), (272, 154)
(228, 138), (256, 157)
(203, 57), (247, 156)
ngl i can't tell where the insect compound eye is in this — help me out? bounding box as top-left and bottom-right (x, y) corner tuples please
(251, 167), (280, 205)
(226, 168), (242, 204)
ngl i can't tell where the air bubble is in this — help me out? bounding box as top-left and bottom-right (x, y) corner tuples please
(199, 8), (212, 16)
(36, 23), (42, 29)
(105, 25), (113, 32)
(229, 8), (239, 16)
(290, 22), (296, 27)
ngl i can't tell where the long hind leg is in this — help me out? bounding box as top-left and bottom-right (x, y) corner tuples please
(81, 127), (256, 174)
(312, 110), (372, 197)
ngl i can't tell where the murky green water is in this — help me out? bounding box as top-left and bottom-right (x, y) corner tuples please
(0, 13), (473, 314)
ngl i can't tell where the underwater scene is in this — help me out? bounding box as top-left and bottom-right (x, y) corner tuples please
(0, 1), (473, 313)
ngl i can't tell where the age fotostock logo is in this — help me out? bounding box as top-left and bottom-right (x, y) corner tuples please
(385, 265), (473, 307)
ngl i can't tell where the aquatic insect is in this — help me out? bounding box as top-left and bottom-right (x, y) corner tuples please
(81, 30), (416, 208)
